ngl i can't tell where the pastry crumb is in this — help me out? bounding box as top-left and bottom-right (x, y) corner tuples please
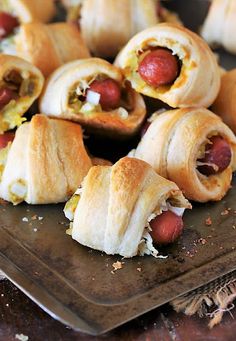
(31, 214), (38, 220)
(205, 217), (212, 226)
(15, 334), (29, 341)
(198, 238), (207, 245)
(137, 267), (142, 272)
(221, 209), (229, 216)
(111, 261), (124, 274)
(22, 217), (29, 222)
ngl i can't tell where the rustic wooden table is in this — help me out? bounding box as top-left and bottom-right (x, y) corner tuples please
(1, 278), (235, 341)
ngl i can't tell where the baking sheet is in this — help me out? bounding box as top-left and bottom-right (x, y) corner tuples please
(1, 0), (236, 336)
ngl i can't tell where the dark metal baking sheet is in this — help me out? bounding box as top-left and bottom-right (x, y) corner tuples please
(1, 0), (236, 336)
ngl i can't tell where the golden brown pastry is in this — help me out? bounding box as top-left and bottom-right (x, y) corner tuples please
(17, 22), (91, 77)
(80, 0), (159, 58)
(212, 69), (236, 133)
(0, 0), (55, 24)
(115, 23), (220, 108)
(0, 114), (92, 205)
(0, 54), (44, 132)
(64, 157), (190, 258)
(81, 0), (182, 59)
(61, 0), (181, 58)
(0, 22), (90, 77)
(39, 58), (146, 139)
(132, 108), (236, 202)
(201, 0), (236, 54)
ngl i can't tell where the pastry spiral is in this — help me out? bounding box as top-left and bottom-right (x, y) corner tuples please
(14, 22), (90, 77)
(115, 23), (220, 108)
(132, 108), (236, 202)
(64, 157), (190, 258)
(201, 0), (236, 54)
(80, 0), (158, 58)
(0, 114), (92, 205)
(0, 54), (44, 133)
(39, 58), (146, 139)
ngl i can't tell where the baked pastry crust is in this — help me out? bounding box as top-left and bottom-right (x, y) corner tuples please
(67, 157), (190, 258)
(133, 108), (236, 202)
(201, 0), (236, 54)
(212, 69), (236, 134)
(0, 0), (56, 23)
(0, 54), (44, 132)
(39, 58), (146, 138)
(0, 114), (92, 204)
(80, 0), (158, 58)
(15, 22), (90, 77)
(115, 23), (220, 108)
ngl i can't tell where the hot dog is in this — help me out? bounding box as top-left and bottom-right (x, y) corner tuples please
(138, 48), (180, 87)
(0, 12), (19, 39)
(89, 78), (121, 110)
(197, 136), (231, 175)
(0, 131), (15, 149)
(150, 210), (184, 245)
(0, 88), (18, 110)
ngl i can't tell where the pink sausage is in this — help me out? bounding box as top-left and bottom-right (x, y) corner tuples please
(197, 136), (231, 175)
(89, 78), (121, 111)
(0, 88), (18, 110)
(138, 48), (179, 87)
(150, 210), (184, 245)
(0, 12), (19, 39)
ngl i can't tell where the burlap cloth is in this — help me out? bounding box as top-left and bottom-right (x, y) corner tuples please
(1, 268), (235, 328)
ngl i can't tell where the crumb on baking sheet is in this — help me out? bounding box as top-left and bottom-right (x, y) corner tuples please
(137, 267), (142, 272)
(111, 261), (124, 274)
(221, 209), (229, 216)
(22, 217), (29, 222)
(198, 238), (207, 245)
(15, 334), (29, 341)
(205, 217), (212, 226)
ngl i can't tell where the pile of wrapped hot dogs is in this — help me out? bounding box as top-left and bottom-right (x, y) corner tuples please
(0, 0), (236, 258)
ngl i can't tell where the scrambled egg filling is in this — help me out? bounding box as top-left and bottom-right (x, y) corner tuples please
(0, 70), (37, 132)
(68, 75), (130, 119)
(64, 192), (81, 221)
(124, 41), (187, 96)
(0, 0), (12, 13)
(0, 142), (11, 181)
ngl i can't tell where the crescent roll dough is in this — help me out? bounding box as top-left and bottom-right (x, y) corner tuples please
(132, 108), (236, 202)
(201, 0), (236, 54)
(115, 23), (220, 108)
(0, 54), (44, 133)
(212, 69), (236, 134)
(64, 157), (190, 258)
(39, 58), (146, 138)
(80, 0), (159, 58)
(12, 22), (90, 77)
(0, 0), (56, 23)
(0, 114), (92, 205)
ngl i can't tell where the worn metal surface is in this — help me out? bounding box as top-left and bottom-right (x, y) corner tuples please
(1, 0), (236, 336)
(0, 177), (236, 335)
